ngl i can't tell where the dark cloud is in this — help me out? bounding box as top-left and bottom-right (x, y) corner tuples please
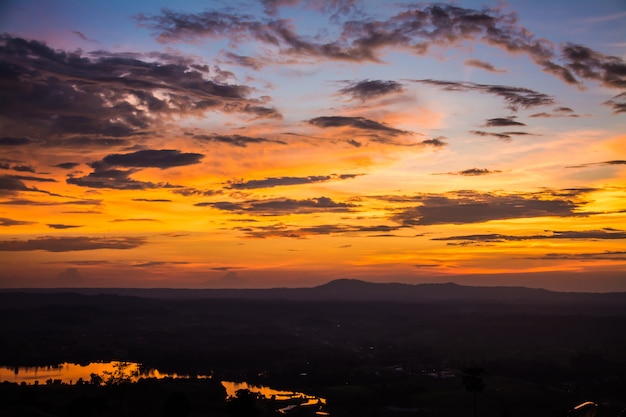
(338, 79), (404, 101)
(566, 160), (626, 169)
(133, 261), (190, 267)
(433, 229), (626, 244)
(0, 34), (281, 143)
(67, 168), (176, 190)
(470, 130), (532, 142)
(65, 150), (194, 190)
(173, 187), (223, 197)
(0, 137), (32, 146)
(413, 80), (555, 111)
(102, 149), (203, 169)
(537, 251), (626, 261)
(0, 198), (101, 206)
(136, 8), (380, 63)
(0, 175), (58, 196)
(135, 4), (625, 93)
(464, 59), (506, 73)
(54, 162), (80, 170)
(561, 43), (626, 89)
(8, 174), (56, 183)
(260, 0), (300, 16)
(0, 236), (146, 252)
(603, 92), (626, 114)
(12, 165), (36, 173)
(483, 117), (526, 127)
(47, 224), (83, 229)
(420, 138), (447, 148)
(0, 217), (35, 226)
(309, 116), (407, 136)
(237, 223), (403, 238)
(227, 173), (362, 189)
(222, 52), (264, 69)
(529, 108), (580, 118)
(391, 191), (583, 226)
(193, 134), (286, 147)
(196, 196), (355, 215)
(57, 267), (86, 286)
(437, 168), (502, 176)
(71, 30), (97, 43)
(132, 198), (173, 203)
(110, 218), (158, 222)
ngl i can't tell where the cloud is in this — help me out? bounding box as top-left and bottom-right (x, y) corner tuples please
(135, 3), (626, 94)
(57, 267), (86, 286)
(470, 130), (532, 142)
(12, 165), (36, 173)
(436, 168), (502, 176)
(0, 198), (101, 206)
(102, 149), (204, 169)
(0, 137), (32, 146)
(537, 251), (626, 261)
(110, 218), (158, 222)
(193, 134), (286, 147)
(133, 261), (190, 267)
(0, 34), (282, 143)
(566, 160), (626, 169)
(237, 223), (403, 238)
(603, 92), (626, 114)
(0, 236), (147, 252)
(0, 175), (58, 196)
(132, 198), (173, 203)
(261, 0), (361, 19)
(561, 43), (626, 89)
(433, 229), (626, 244)
(309, 115), (406, 134)
(173, 187), (223, 197)
(66, 149), (198, 190)
(420, 138), (447, 148)
(390, 191), (584, 226)
(0, 217), (35, 226)
(71, 30), (98, 43)
(413, 80), (555, 111)
(221, 52), (265, 69)
(529, 107), (580, 118)
(67, 168), (177, 190)
(55, 162), (80, 170)
(212, 270), (250, 288)
(47, 224), (83, 229)
(226, 173), (362, 189)
(464, 59), (506, 73)
(196, 196), (356, 215)
(483, 117), (526, 127)
(338, 79), (404, 101)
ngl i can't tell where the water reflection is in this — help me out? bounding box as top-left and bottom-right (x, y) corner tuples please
(0, 362), (326, 412)
(0, 362), (192, 385)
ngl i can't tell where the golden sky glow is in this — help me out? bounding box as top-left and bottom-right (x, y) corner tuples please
(0, 0), (625, 291)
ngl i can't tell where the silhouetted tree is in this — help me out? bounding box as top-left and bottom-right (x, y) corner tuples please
(462, 367), (486, 417)
(227, 389), (261, 417)
(102, 361), (136, 385)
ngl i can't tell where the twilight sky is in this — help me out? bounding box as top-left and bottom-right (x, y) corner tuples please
(0, 0), (625, 291)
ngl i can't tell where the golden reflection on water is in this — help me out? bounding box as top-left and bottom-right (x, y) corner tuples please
(0, 362), (325, 406)
(0, 361), (203, 384)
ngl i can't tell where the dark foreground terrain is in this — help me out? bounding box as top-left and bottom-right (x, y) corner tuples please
(1, 279), (625, 416)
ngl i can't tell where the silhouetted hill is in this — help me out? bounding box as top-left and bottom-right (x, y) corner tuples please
(3, 279), (626, 313)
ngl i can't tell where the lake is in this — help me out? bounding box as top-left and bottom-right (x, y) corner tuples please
(0, 361), (327, 413)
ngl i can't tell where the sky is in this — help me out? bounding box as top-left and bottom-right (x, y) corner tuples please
(0, 0), (625, 291)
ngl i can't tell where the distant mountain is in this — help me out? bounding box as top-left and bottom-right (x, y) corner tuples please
(3, 279), (626, 313)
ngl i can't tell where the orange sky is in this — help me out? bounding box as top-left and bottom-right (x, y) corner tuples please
(0, 0), (625, 291)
